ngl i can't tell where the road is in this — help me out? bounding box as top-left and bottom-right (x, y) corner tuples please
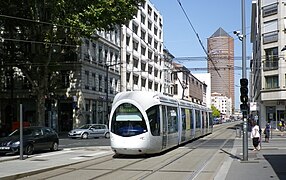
(12, 122), (240, 180)
(59, 137), (110, 149)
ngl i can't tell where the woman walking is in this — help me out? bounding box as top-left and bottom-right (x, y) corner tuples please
(251, 121), (261, 151)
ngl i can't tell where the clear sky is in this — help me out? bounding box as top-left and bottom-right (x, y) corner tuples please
(150, 0), (253, 109)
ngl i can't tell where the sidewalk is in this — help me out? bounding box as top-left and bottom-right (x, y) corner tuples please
(216, 129), (286, 180)
(0, 146), (113, 179)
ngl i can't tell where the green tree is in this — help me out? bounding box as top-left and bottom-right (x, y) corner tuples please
(211, 105), (220, 118)
(0, 0), (145, 126)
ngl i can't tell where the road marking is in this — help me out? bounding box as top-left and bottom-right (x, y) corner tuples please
(35, 150), (73, 158)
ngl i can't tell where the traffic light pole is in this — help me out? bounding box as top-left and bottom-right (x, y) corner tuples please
(241, 0), (248, 161)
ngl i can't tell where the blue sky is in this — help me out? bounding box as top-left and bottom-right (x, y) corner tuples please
(151, 0), (252, 109)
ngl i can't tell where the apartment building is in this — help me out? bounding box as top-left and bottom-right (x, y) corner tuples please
(172, 62), (206, 105)
(121, 1), (167, 93)
(251, 0), (286, 128)
(211, 92), (232, 121)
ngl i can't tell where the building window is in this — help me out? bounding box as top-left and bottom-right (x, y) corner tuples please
(148, 5), (152, 16)
(148, 21), (152, 30)
(141, 46), (146, 56)
(141, 14), (146, 24)
(92, 73), (96, 91)
(148, 65), (153, 74)
(263, 3), (278, 17)
(154, 40), (158, 50)
(141, 78), (146, 87)
(154, 12), (158, 22)
(110, 78), (113, 94)
(141, 30), (146, 40)
(85, 71), (89, 89)
(155, 83), (158, 91)
(133, 40), (139, 51)
(154, 26), (158, 36)
(141, 62), (146, 71)
(148, 51), (152, 60)
(127, 72), (130, 83)
(154, 68), (158, 77)
(133, 75), (139, 85)
(148, 35), (152, 45)
(148, 80), (153, 89)
(174, 84), (178, 95)
(126, 36), (130, 46)
(132, 22), (138, 35)
(264, 47), (278, 70)
(265, 75), (279, 89)
(133, 58), (139, 68)
(126, 54), (130, 64)
(154, 55), (158, 63)
(99, 75), (102, 92)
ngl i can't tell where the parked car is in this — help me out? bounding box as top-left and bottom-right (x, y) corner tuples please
(68, 124), (110, 139)
(0, 126), (59, 155)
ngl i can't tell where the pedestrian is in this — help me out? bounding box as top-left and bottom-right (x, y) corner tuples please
(264, 122), (270, 143)
(251, 121), (260, 151)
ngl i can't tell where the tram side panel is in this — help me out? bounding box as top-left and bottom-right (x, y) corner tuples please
(194, 109), (202, 138)
(179, 107), (195, 144)
(160, 104), (179, 151)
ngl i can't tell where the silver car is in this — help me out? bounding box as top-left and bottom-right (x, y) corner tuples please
(68, 124), (110, 139)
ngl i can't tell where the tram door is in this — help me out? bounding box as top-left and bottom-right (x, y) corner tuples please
(162, 105), (167, 149)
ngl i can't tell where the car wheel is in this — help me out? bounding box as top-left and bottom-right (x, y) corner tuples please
(50, 142), (59, 151)
(81, 132), (88, 139)
(25, 144), (34, 155)
(105, 132), (110, 139)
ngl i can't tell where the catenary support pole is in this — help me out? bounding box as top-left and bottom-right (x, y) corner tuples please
(242, 0), (248, 161)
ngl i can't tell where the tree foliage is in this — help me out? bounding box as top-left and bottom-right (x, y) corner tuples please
(211, 105), (220, 118)
(0, 0), (145, 126)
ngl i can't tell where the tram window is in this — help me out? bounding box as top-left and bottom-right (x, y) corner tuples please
(189, 109), (194, 130)
(181, 108), (186, 130)
(167, 106), (178, 134)
(111, 103), (147, 137)
(209, 113), (213, 126)
(195, 110), (201, 128)
(202, 112), (205, 128)
(146, 105), (160, 136)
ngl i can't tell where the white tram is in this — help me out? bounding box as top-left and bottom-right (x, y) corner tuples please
(109, 91), (213, 155)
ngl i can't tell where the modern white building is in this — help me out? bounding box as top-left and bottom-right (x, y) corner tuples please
(121, 0), (168, 93)
(211, 92), (232, 120)
(251, 0), (286, 128)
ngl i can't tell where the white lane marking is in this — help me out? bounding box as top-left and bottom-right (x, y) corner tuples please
(35, 150), (73, 158)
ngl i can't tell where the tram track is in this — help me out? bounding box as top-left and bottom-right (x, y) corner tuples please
(18, 122), (239, 180)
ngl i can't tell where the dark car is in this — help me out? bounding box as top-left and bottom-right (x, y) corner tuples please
(0, 126), (59, 155)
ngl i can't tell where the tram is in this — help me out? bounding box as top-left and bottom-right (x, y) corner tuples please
(109, 91), (213, 155)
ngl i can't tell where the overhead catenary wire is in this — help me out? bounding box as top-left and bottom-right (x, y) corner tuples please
(177, 0), (221, 77)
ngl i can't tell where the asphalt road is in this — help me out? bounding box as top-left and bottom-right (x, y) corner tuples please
(59, 137), (111, 149)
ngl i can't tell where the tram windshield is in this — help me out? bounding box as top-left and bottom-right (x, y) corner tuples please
(111, 103), (148, 137)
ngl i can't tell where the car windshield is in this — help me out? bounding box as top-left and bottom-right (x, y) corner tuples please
(78, 124), (91, 129)
(9, 128), (36, 137)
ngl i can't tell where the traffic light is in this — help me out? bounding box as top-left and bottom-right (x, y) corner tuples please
(240, 78), (248, 112)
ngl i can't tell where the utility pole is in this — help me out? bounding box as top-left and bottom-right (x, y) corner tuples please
(241, 0), (248, 161)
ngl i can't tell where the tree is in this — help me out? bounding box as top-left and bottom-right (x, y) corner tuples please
(211, 105), (220, 118)
(0, 0), (145, 126)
